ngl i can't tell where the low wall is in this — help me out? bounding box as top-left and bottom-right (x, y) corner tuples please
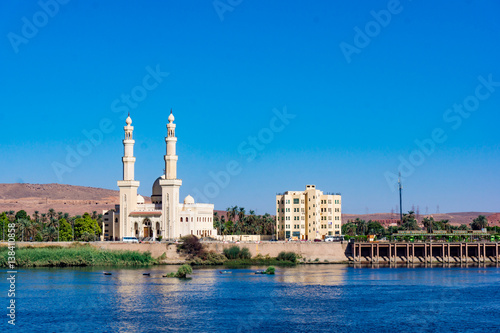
(205, 242), (349, 262)
(12, 241), (350, 263)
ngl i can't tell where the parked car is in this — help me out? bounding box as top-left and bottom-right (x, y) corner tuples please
(325, 237), (334, 242)
(123, 236), (139, 243)
(314, 238), (322, 242)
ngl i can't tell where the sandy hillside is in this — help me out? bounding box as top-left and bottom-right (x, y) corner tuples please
(0, 183), (149, 216)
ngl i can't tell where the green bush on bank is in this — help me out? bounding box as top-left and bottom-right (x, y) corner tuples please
(0, 244), (156, 267)
(277, 251), (297, 263)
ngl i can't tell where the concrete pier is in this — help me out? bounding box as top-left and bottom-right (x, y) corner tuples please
(352, 242), (500, 264)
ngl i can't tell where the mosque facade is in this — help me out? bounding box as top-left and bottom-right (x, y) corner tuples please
(102, 111), (217, 241)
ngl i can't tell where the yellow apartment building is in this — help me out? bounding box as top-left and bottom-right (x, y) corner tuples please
(276, 185), (341, 240)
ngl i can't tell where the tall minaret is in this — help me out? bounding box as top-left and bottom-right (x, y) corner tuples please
(117, 114), (140, 240)
(159, 110), (182, 240)
(165, 110), (178, 179)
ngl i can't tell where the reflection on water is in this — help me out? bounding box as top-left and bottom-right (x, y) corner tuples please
(9, 265), (500, 332)
(277, 265), (348, 285)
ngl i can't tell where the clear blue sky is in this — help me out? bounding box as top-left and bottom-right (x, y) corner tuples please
(1, 0), (499, 215)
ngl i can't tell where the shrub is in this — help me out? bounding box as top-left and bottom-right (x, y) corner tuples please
(239, 247), (251, 259)
(265, 266), (275, 275)
(177, 235), (204, 257)
(190, 251), (227, 265)
(277, 251), (297, 263)
(175, 264), (193, 278)
(223, 246), (241, 259)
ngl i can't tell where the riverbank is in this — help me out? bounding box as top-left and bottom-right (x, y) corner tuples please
(0, 244), (157, 267)
(4, 241), (350, 264)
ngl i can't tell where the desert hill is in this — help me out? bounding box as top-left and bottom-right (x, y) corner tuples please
(342, 212), (499, 227)
(0, 183), (130, 216)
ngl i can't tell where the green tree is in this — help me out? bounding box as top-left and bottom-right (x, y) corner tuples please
(353, 218), (367, 235)
(15, 210), (29, 221)
(342, 222), (357, 236)
(401, 211), (420, 231)
(0, 212), (9, 241)
(366, 221), (385, 235)
(74, 213), (101, 241)
(59, 218), (73, 241)
(422, 217), (435, 233)
(470, 215), (488, 230)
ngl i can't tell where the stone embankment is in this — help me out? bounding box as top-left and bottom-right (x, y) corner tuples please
(14, 241), (350, 264)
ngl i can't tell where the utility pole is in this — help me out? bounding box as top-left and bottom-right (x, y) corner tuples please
(398, 172), (403, 223)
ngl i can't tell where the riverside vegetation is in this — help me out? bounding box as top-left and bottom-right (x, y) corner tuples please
(0, 243), (156, 267)
(177, 235), (298, 266)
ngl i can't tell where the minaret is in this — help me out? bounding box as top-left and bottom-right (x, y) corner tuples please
(165, 110), (178, 179)
(117, 114), (140, 240)
(159, 110), (182, 240)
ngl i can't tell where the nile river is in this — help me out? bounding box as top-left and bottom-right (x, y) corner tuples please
(5, 265), (500, 332)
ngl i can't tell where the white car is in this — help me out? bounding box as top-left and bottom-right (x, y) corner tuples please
(123, 236), (139, 243)
(325, 237), (334, 242)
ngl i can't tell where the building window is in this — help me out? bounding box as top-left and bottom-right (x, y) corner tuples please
(293, 198), (299, 204)
(180, 217), (183, 222)
(335, 216), (339, 220)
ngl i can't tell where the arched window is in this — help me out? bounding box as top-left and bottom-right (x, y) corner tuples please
(180, 217), (183, 222)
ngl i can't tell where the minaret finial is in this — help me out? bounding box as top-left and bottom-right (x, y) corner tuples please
(168, 109), (175, 123)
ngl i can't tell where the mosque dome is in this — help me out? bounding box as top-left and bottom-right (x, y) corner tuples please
(126, 115), (132, 125)
(168, 110), (175, 123)
(137, 194), (145, 205)
(184, 195), (195, 205)
(151, 175), (165, 204)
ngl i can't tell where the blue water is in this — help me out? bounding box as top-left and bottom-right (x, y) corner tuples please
(3, 265), (500, 332)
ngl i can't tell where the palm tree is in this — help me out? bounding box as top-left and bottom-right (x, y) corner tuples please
(231, 206), (239, 222)
(238, 207), (246, 222)
(47, 218), (57, 229)
(353, 218), (366, 235)
(47, 208), (56, 220)
(57, 212), (63, 220)
(41, 213), (47, 224)
(43, 226), (58, 242)
(91, 211), (98, 220)
(470, 215), (488, 230)
(17, 219), (31, 241)
(27, 221), (38, 241)
(422, 217), (434, 233)
(342, 222), (357, 236)
(7, 210), (15, 222)
(33, 211), (40, 223)
(441, 219), (450, 232)
(80, 232), (93, 242)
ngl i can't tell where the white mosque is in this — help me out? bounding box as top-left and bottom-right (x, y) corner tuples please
(102, 111), (217, 241)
